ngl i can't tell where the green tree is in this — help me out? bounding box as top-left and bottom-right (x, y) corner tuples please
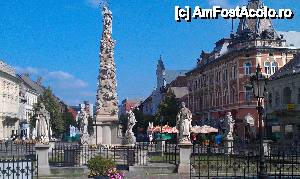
(40, 88), (64, 138)
(62, 106), (76, 134)
(132, 107), (145, 134)
(119, 114), (128, 135)
(87, 116), (94, 136)
(31, 88), (65, 138)
(156, 90), (180, 127)
(29, 100), (42, 131)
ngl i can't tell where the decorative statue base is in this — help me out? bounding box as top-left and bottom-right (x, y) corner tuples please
(80, 133), (90, 145)
(122, 133), (136, 145)
(178, 142), (193, 174)
(93, 117), (121, 145)
(35, 143), (51, 176)
(122, 109), (137, 145)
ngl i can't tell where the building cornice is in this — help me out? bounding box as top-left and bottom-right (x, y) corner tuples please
(0, 70), (21, 84)
(186, 46), (300, 77)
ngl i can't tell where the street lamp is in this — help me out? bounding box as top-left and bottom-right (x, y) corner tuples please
(250, 63), (268, 178)
(160, 116), (164, 140)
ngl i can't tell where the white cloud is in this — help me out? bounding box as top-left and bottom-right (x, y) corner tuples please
(207, 0), (231, 8)
(15, 66), (40, 75)
(48, 71), (73, 80)
(86, 0), (101, 8)
(15, 66), (91, 105)
(207, 0), (247, 8)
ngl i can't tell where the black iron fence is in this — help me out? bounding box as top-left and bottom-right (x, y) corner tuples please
(49, 140), (179, 169)
(165, 140), (179, 165)
(266, 144), (300, 177)
(0, 156), (38, 179)
(135, 140), (179, 165)
(190, 143), (300, 178)
(49, 144), (134, 170)
(0, 141), (35, 158)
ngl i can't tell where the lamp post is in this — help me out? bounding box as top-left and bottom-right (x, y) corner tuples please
(160, 116), (164, 140)
(250, 64), (267, 178)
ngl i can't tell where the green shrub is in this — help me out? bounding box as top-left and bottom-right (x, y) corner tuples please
(87, 156), (115, 177)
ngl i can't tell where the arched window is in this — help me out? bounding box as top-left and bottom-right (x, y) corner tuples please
(244, 62), (252, 75)
(264, 61), (271, 75)
(271, 61), (278, 74)
(283, 87), (292, 104)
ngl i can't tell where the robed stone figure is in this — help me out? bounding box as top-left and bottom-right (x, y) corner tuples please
(79, 107), (89, 134)
(36, 103), (50, 144)
(176, 102), (192, 143)
(122, 108), (137, 145)
(225, 112), (235, 140)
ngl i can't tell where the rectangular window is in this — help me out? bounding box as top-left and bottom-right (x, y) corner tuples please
(231, 66), (236, 79)
(224, 69), (227, 81)
(245, 86), (252, 102)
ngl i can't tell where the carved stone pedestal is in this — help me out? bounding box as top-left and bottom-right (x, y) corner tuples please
(93, 118), (121, 145)
(225, 138), (234, 154)
(35, 143), (51, 176)
(263, 140), (272, 156)
(81, 133), (90, 145)
(122, 132), (136, 145)
(178, 142), (193, 174)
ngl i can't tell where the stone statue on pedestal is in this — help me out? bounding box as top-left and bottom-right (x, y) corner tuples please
(36, 103), (50, 144)
(123, 109), (137, 145)
(176, 102), (192, 143)
(225, 112), (235, 140)
(79, 107), (89, 134)
(78, 106), (90, 145)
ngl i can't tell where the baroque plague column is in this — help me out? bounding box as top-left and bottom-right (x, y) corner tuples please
(94, 6), (120, 145)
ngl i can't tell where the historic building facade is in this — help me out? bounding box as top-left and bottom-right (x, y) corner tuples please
(119, 98), (141, 116)
(186, 0), (300, 139)
(141, 56), (188, 116)
(18, 75), (39, 139)
(0, 61), (20, 139)
(266, 54), (300, 143)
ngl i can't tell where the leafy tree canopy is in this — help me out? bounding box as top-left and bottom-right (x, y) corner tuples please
(155, 90), (180, 127)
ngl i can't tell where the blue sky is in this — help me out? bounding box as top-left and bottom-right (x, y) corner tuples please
(1, 0), (299, 105)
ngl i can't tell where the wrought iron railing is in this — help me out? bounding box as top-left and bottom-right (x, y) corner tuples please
(49, 144), (134, 170)
(135, 140), (179, 165)
(0, 141), (35, 158)
(0, 156), (38, 179)
(190, 143), (300, 178)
